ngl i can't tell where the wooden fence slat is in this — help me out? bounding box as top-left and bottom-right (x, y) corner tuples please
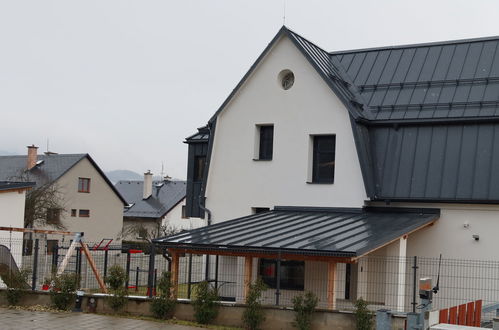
(474, 300), (482, 327)
(439, 309), (449, 324)
(466, 301), (474, 326)
(458, 304), (466, 325)
(449, 306), (458, 324)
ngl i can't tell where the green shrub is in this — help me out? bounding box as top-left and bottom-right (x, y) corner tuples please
(192, 280), (219, 324)
(242, 278), (267, 330)
(150, 272), (176, 320)
(292, 291), (318, 330)
(50, 273), (79, 310)
(105, 265), (127, 291)
(105, 265), (128, 313)
(354, 298), (373, 330)
(2, 269), (30, 305)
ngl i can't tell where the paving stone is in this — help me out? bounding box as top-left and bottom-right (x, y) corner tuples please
(0, 308), (208, 330)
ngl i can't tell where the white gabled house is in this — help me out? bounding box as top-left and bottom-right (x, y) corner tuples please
(155, 27), (499, 312)
(0, 181), (34, 287)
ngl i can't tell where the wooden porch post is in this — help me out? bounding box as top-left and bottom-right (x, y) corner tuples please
(171, 251), (180, 298)
(327, 261), (337, 310)
(244, 256), (253, 301)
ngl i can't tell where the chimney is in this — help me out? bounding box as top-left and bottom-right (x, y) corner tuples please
(143, 170), (153, 199)
(27, 145), (38, 169)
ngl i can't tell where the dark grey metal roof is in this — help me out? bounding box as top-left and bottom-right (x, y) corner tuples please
(332, 36), (499, 120)
(0, 181), (35, 191)
(370, 123), (499, 202)
(192, 28), (499, 204)
(154, 206), (439, 257)
(0, 154), (127, 205)
(115, 180), (186, 219)
(184, 126), (210, 144)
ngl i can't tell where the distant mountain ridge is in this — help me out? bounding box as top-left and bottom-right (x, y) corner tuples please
(106, 170), (142, 183)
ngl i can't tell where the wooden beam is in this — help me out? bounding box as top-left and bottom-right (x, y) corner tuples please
(352, 220), (437, 261)
(244, 256), (253, 301)
(167, 247), (354, 264)
(80, 241), (108, 293)
(171, 251), (180, 298)
(327, 261), (337, 310)
(0, 226), (75, 236)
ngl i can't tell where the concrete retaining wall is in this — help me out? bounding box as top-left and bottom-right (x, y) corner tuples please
(0, 290), (406, 329)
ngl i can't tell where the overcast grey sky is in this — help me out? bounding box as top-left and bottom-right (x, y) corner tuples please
(1, 0), (498, 179)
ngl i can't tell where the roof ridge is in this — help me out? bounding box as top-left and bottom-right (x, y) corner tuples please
(330, 35), (499, 55)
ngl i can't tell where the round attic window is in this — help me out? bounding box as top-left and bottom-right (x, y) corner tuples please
(278, 70), (295, 90)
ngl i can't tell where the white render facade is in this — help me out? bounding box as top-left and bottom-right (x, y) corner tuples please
(176, 27), (499, 312)
(205, 36), (367, 222)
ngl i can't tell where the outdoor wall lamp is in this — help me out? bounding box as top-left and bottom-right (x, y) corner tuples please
(472, 234), (480, 241)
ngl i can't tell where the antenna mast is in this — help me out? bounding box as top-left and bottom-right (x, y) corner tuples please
(282, 0), (286, 25)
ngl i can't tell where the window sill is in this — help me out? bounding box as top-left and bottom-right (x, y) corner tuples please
(252, 159), (272, 161)
(306, 182), (334, 185)
(78, 191), (90, 193)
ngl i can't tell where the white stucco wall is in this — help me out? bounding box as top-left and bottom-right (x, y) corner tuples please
(0, 189), (27, 287)
(162, 199), (204, 232)
(205, 36), (367, 222)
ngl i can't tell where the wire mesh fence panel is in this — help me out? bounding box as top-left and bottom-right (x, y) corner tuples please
(4, 235), (499, 325)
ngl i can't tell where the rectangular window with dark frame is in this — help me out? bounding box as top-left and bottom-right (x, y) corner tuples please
(79, 209), (90, 217)
(181, 205), (187, 219)
(312, 135), (336, 183)
(259, 259), (304, 291)
(78, 177), (91, 193)
(194, 156), (206, 182)
(71, 209), (77, 217)
(46, 208), (61, 224)
(258, 125), (274, 160)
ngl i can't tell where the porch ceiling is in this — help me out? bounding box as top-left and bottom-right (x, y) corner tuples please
(153, 206), (439, 259)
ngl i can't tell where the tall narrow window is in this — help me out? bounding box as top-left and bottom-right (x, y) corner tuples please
(78, 178), (91, 193)
(312, 135), (335, 183)
(258, 125), (274, 160)
(194, 156), (206, 182)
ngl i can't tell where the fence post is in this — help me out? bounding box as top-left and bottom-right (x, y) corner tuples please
(154, 268), (157, 292)
(77, 247), (82, 278)
(412, 256), (418, 313)
(135, 266), (139, 292)
(187, 253), (193, 299)
(275, 249), (281, 306)
(147, 243), (156, 298)
(51, 242), (59, 273)
(125, 250), (131, 290)
(31, 239), (39, 290)
(205, 255), (210, 281)
(103, 249), (109, 278)
(215, 255), (219, 289)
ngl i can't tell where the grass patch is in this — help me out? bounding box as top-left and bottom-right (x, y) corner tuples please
(87, 282), (199, 299)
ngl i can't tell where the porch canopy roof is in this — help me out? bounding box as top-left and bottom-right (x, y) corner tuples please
(153, 206), (439, 262)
